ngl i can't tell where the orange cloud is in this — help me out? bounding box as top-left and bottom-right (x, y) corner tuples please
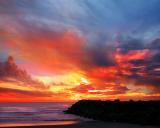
(1, 28), (160, 102)
(9, 30), (86, 75)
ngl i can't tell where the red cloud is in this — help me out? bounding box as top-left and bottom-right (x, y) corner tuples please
(0, 56), (46, 89)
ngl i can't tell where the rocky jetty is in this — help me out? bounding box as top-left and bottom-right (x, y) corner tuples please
(64, 100), (160, 125)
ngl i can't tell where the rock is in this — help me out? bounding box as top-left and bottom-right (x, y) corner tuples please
(65, 100), (160, 125)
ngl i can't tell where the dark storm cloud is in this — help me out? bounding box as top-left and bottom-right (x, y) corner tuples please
(87, 43), (115, 67)
(148, 38), (160, 49)
(129, 59), (147, 66)
(152, 53), (160, 63)
(118, 37), (145, 53)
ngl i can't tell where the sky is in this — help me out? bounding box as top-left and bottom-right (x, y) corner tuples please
(0, 0), (160, 102)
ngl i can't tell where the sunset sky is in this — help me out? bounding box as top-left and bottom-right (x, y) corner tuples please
(0, 0), (160, 102)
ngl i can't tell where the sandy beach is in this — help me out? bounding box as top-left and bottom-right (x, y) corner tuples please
(3, 121), (159, 128)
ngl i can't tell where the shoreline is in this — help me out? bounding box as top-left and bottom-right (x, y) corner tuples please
(0, 121), (159, 128)
(0, 121), (80, 128)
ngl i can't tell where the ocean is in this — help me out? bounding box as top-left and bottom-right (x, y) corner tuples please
(0, 102), (84, 127)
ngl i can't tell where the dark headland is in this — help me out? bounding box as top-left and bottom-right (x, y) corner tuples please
(64, 100), (160, 126)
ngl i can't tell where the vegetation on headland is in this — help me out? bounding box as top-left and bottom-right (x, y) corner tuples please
(64, 100), (160, 125)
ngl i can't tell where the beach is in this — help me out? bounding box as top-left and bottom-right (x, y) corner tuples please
(5, 121), (159, 128)
(0, 102), (83, 128)
(0, 102), (159, 128)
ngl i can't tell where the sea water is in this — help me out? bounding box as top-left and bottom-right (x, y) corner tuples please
(0, 102), (83, 127)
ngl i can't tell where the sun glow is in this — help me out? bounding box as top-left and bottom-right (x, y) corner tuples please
(34, 76), (54, 85)
(49, 86), (66, 93)
(80, 77), (90, 85)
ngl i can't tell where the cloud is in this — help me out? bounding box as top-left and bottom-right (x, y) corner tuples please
(116, 37), (160, 94)
(148, 38), (160, 49)
(0, 0), (160, 101)
(0, 56), (46, 89)
(118, 37), (145, 53)
(86, 42), (116, 67)
(0, 87), (52, 97)
(71, 81), (128, 96)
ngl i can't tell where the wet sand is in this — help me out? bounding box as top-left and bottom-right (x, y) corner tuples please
(3, 121), (159, 128)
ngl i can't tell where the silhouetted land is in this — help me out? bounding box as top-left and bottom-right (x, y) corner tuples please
(64, 100), (160, 126)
